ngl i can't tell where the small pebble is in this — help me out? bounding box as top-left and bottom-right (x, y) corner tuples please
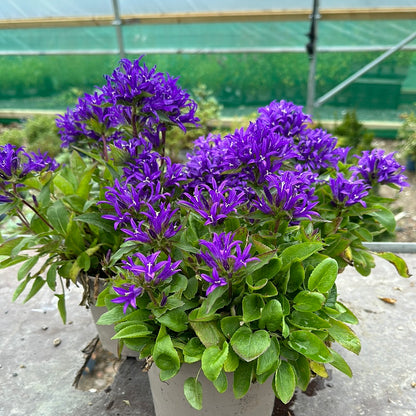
(19, 365), (26, 369)
(89, 388), (97, 393)
(12, 373), (18, 377)
(53, 338), (61, 347)
(41, 325), (48, 331)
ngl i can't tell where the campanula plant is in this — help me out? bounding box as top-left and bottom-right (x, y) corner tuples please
(0, 57), (410, 409)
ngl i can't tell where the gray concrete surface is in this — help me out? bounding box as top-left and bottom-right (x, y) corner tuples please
(0, 254), (415, 416)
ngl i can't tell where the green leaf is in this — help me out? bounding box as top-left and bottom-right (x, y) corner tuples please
(0, 255), (27, 269)
(96, 305), (126, 325)
(24, 276), (46, 303)
(252, 257), (282, 282)
(291, 355), (311, 391)
(257, 337), (280, 375)
(12, 276), (31, 301)
(201, 341), (229, 381)
(213, 369), (228, 393)
(288, 330), (333, 362)
(75, 213), (115, 233)
(183, 277), (198, 300)
(53, 174), (75, 195)
(55, 293), (67, 324)
(157, 309), (188, 332)
(307, 258), (338, 293)
(111, 324), (152, 339)
(17, 255), (40, 281)
(153, 327), (180, 381)
(242, 293), (265, 323)
(169, 273), (188, 293)
(273, 361), (296, 404)
(375, 252), (410, 278)
(189, 320), (225, 348)
(77, 251), (91, 272)
(230, 327), (271, 362)
(293, 291), (326, 312)
(367, 205), (396, 233)
(289, 311), (331, 330)
(223, 348), (239, 372)
(287, 261), (305, 292)
(47, 200), (69, 235)
(280, 242), (323, 270)
(328, 348), (353, 377)
(183, 338), (205, 363)
(259, 299), (283, 331)
(327, 318), (361, 355)
(233, 361), (253, 399)
(220, 316), (242, 340)
(184, 377), (203, 411)
(76, 166), (95, 200)
(199, 285), (228, 316)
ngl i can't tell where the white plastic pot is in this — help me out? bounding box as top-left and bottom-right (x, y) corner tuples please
(148, 363), (275, 416)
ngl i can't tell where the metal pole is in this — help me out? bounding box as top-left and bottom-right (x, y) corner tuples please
(111, 0), (125, 59)
(315, 30), (416, 107)
(306, 0), (320, 116)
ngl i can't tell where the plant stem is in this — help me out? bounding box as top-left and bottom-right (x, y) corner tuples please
(19, 197), (55, 230)
(101, 134), (108, 162)
(131, 105), (138, 138)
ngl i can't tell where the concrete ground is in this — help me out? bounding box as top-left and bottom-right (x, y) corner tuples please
(0, 253), (415, 416)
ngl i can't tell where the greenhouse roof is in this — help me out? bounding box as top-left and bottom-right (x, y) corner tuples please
(1, 1), (415, 20)
(0, 1), (415, 55)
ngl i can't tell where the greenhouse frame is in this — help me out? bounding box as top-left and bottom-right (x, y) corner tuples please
(0, 0), (415, 135)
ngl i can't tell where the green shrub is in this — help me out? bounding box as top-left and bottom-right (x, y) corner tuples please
(0, 115), (62, 156)
(332, 110), (374, 158)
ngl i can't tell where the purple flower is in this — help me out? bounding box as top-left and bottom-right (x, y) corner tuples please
(100, 179), (166, 229)
(295, 128), (349, 171)
(179, 178), (246, 225)
(111, 284), (143, 314)
(0, 144), (59, 180)
(122, 251), (181, 285)
(121, 203), (181, 243)
(329, 173), (369, 208)
(253, 171), (319, 220)
(199, 232), (258, 274)
(351, 149), (409, 190)
(56, 91), (123, 148)
(200, 268), (227, 295)
(101, 57), (199, 148)
(257, 100), (311, 138)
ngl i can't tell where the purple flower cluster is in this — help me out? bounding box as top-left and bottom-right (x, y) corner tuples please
(0, 144), (58, 180)
(122, 251), (181, 287)
(94, 58), (409, 312)
(295, 129), (349, 171)
(329, 173), (369, 208)
(198, 232), (258, 295)
(253, 171), (319, 221)
(179, 178), (246, 226)
(351, 149), (409, 190)
(57, 57), (199, 150)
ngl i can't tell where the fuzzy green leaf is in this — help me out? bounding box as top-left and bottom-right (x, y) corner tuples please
(273, 361), (296, 404)
(230, 327), (270, 362)
(201, 341), (229, 381)
(242, 293), (265, 323)
(184, 377), (203, 410)
(288, 330), (333, 362)
(307, 257), (338, 293)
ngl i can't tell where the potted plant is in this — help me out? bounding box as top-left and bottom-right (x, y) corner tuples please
(0, 57), (199, 326)
(398, 106), (416, 172)
(0, 58), (410, 414)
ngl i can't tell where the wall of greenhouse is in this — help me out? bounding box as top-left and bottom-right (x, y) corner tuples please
(0, 0), (415, 137)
